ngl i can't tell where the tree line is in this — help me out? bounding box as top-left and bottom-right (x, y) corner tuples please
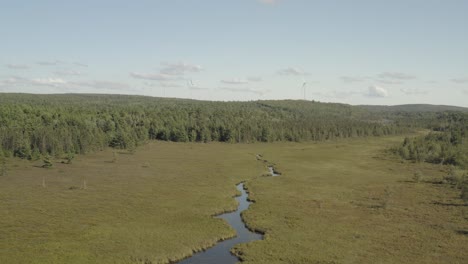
(394, 112), (468, 168)
(0, 93), (455, 159)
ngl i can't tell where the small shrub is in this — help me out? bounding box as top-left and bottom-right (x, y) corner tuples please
(443, 167), (465, 189)
(28, 149), (41, 161)
(66, 152), (75, 164)
(42, 155), (53, 168)
(413, 171), (423, 183)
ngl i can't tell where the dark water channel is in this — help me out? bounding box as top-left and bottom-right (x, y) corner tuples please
(178, 183), (262, 264)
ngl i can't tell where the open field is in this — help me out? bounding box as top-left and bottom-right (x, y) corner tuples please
(1, 136), (467, 263)
(238, 137), (468, 263)
(0, 142), (264, 263)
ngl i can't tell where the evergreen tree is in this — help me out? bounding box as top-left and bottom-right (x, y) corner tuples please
(42, 155), (53, 168)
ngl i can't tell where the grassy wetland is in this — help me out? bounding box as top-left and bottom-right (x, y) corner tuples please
(1, 95), (468, 263)
(1, 136), (467, 263)
(237, 136), (468, 263)
(0, 142), (266, 263)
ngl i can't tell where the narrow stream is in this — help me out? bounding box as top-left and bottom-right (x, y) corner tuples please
(178, 183), (262, 264)
(178, 160), (280, 264)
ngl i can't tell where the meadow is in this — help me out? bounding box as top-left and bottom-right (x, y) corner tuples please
(0, 136), (467, 263)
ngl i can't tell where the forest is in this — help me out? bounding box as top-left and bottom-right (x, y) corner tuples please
(394, 111), (468, 168)
(0, 93), (465, 160)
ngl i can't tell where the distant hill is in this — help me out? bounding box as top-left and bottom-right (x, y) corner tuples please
(1, 93), (466, 113)
(358, 104), (468, 113)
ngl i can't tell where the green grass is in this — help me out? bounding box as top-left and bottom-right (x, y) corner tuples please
(1, 137), (467, 263)
(0, 142), (264, 264)
(236, 137), (468, 263)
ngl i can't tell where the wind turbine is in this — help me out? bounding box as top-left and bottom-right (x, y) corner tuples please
(187, 79), (194, 99)
(301, 77), (307, 100)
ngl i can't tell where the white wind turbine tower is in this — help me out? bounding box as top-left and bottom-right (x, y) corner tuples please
(187, 79), (194, 99)
(301, 76), (307, 100)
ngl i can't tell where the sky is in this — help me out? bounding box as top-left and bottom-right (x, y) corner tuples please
(1, 0), (468, 106)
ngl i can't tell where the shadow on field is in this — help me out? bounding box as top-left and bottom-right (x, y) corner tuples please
(431, 201), (467, 207)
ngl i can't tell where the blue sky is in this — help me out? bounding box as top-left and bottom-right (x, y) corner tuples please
(1, 0), (467, 106)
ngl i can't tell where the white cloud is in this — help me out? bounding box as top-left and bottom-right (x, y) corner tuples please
(189, 86), (209, 91)
(74, 81), (130, 91)
(160, 62), (203, 76)
(258, 0), (279, 4)
(35, 60), (87, 68)
(221, 78), (249, 85)
(278, 67), (308, 76)
(73, 62), (88, 67)
(37, 60), (62, 66)
(340, 76), (365, 83)
(54, 70), (81, 76)
(330, 91), (357, 99)
(220, 86), (270, 95)
(32, 78), (67, 87)
(6, 64), (30, 69)
(451, 78), (468, 84)
(377, 72), (416, 81)
(247, 76), (262, 82)
(311, 90), (359, 99)
(131, 61), (202, 84)
(0, 75), (131, 93)
(0, 76), (69, 93)
(32, 78), (130, 91)
(158, 82), (183, 88)
(0, 76), (28, 88)
(130, 72), (175, 81)
(367, 85), (388, 97)
(221, 76), (262, 84)
(400, 88), (429, 95)
(376, 79), (403, 85)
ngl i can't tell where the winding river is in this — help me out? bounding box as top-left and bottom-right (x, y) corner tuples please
(178, 183), (262, 264)
(178, 162), (279, 264)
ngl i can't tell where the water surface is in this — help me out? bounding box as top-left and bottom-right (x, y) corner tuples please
(178, 183), (262, 264)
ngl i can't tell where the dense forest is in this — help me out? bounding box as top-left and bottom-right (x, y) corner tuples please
(0, 93), (466, 160)
(394, 112), (468, 169)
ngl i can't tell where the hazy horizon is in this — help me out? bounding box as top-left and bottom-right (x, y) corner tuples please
(2, 0), (467, 106)
(3, 91), (468, 109)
